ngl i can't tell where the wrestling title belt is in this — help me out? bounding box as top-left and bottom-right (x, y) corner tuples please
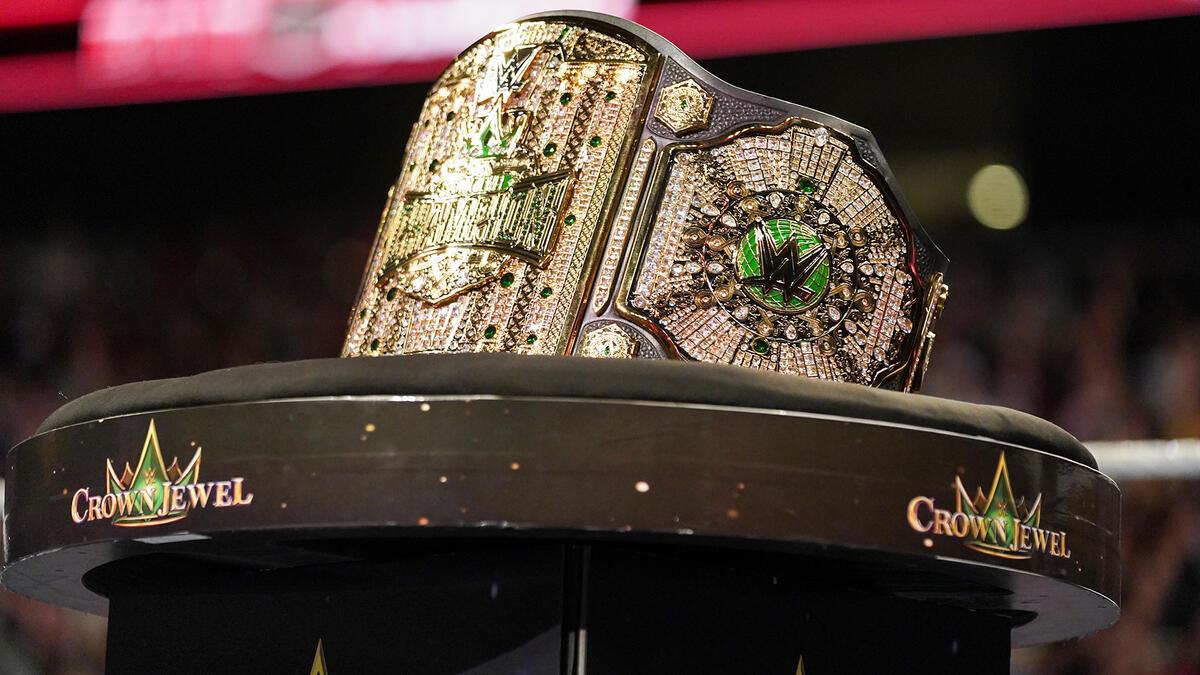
(344, 11), (949, 390)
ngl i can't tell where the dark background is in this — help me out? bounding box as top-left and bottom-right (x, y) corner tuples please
(2, 15), (1198, 674)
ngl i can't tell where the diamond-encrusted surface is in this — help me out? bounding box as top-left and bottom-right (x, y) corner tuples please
(654, 79), (714, 134)
(646, 59), (783, 140)
(344, 21), (649, 357)
(340, 14), (945, 389)
(575, 319), (660, 359)
(591, 137), (656, 313)
(628, 120), (917, 385)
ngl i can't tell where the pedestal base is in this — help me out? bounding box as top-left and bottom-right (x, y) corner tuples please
(2, 355), (1120, 673)
(95, 542), (1010, 674)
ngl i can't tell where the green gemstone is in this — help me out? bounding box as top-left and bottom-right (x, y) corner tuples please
(428, 159), (440, 171)
(560, 92), (572, 105)
(543, 143), (557, 157)
(386, 288), (398, 301)
(800, 178), (815, 194)
(445, 111), (455, 121)
(359, 309), (367, 319)
(484, 325), (497, 339)
(735, 218), (831, 313)
(526, 334), (538, 344)
(369, 339), (380, 351)
(605, 90), (616, 101)
(540, 286), (553, 298)
(680, 100), (688, 109)
(589, 136), (602, 147)
(564, 214), (576, 225)
(500, 273), (515, 288)
(752, 339), (769, 354)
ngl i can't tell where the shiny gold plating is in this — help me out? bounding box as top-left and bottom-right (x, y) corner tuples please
(345, 20), (651, 357)
(342, 14), (945, 389)
(622, 118), (921, 386)
(579, 323), (638, 358)
(654, 78), (714, 134)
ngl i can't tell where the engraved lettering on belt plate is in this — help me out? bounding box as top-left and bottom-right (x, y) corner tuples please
(380, 169), (573, 305)
(374, 38), (576, 306)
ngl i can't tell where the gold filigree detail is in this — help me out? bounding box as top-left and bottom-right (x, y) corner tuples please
(908, 272), (949, 390)
(627, 120), (918, 387)
(654, 79), (713, 134)
(592, 137), (656, 313)
(344, 20), (650, 357)
(579, 323), (637, 359)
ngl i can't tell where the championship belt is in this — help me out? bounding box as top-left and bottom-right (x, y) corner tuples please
(343, 10), (948, 390)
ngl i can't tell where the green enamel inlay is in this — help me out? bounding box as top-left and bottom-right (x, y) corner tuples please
(735, 218), (830, 313)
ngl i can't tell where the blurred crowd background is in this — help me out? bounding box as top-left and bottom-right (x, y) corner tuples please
(2, 3), (1199, 673)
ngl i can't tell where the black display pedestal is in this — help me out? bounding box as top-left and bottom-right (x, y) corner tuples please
(2, 357), (1120, 674)
(94, 542), (1011, 674)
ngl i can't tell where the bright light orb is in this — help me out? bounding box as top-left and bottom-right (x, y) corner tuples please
(967, 164), (1028, 230)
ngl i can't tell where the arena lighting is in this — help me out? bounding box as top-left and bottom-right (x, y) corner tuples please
(80, 0), (636, 81)
(967, 164), (1028, 230)
(2, 0), (1199, 111)
(1087, 439), (1200, 480)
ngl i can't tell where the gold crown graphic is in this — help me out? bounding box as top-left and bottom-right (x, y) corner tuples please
(955, 453), (1043, 557)
(104, 420), (201, 527)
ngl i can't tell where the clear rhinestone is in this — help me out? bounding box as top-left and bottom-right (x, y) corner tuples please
(828, 306), (841, 321)
(412, 276), (426, 291)
(720, 213), (737, 228)
(817, 211), (831, 225)
(685, 262), (703, 274)
(841, 261), (855, 274)
(784, 325), (798, 340)
(700, 204), (720, 217)
(845, 320), (858, 334)
(768, 192), (783, 209)
(899, 317), (913, 333)
(671, 264), (685, 276)
(733, 306), (750, 320)
(859, 263), (874, 276)
(706, 262), (725, 275)
(814, 127), (829, 147)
